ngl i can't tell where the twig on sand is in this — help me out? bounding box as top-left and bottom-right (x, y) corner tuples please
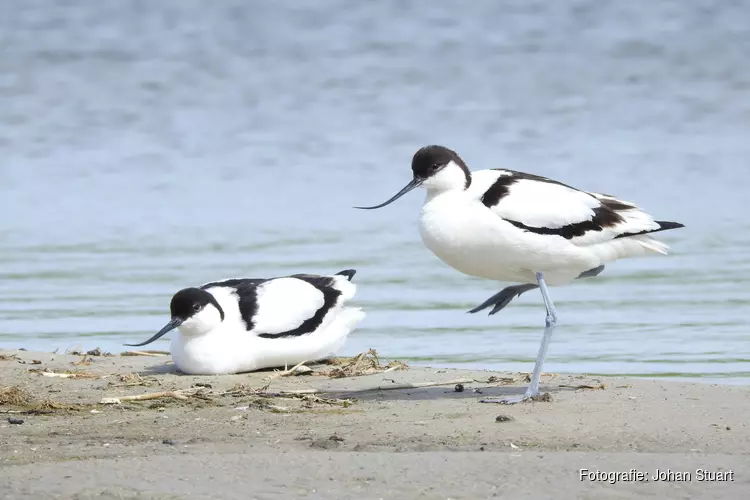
(366, 377), (476, 392)
(274, 388), (321, 395)
(268, 360), (312, 380)
(558, 383), (606, 390)
(41, 372), (79, 378)
(34, 370), (105, 379)
(277, 377), (477, 396)
(100, 389), (199, 404)
(120, 350), (170, 357)
(71, 355), (94, 366)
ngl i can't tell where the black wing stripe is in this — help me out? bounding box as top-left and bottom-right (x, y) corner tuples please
(481, 175), (516, 208)
(201, 279), (266, 332)
(201, 275), (351, 338)
(506, 206), (624, 240)
(257, 286), (341, 339)
(481, 170), (585, 209)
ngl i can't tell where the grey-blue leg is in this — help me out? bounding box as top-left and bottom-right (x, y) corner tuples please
(480, 272), (558, 404)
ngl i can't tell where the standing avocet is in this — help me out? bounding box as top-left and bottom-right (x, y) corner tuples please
(356, 145), (684, 404)
(125, 270), (364, 375)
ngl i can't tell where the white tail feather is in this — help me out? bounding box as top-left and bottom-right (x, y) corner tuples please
(588, 234), (671, 263)
(632, 235), (670, 255)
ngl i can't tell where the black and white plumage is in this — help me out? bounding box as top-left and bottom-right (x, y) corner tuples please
(125, 269), (364, 374)
(357, 145), (684, 404)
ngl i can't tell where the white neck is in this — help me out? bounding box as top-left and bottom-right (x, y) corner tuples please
(178, 304), (223, 337)
(421, 161), (469, 194)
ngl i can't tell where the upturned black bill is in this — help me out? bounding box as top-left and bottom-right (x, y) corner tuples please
(354, 178), (423, 210)
(124, 317), (183, 347)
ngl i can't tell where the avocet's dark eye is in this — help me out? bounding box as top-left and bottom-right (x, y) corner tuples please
(430, 163), (440, 171)
(192, 303), (202, 312)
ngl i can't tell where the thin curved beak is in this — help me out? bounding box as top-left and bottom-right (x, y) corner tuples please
(354, 178), (423, 210)
(124, 317), (183, 347)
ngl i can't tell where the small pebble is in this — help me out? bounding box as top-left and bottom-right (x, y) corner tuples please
(531, 392), (553, 403)
(162, 439), (175, 445)
(495, 415), (514, 423)
(454, 383), (464, 393)
(8, 417), (24, 425)
(310, 436), (343, 449)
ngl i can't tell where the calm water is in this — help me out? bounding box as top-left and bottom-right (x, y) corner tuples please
(2, 1), (749, 383)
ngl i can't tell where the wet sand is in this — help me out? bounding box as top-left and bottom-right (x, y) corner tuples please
(1, 348), (748, 499)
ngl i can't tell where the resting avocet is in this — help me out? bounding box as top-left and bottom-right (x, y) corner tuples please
(356, 145), (684, 404)
(125, 270), (364, 375)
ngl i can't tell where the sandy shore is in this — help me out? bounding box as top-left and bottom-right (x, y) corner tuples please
(1, 348), (748, 499)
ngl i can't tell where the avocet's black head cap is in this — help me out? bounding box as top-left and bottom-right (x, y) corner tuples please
(169, 288), (224, 321)
(355, 145), (470, 210)
(124, 288), (224, 347)
(411, 145), (469, 185)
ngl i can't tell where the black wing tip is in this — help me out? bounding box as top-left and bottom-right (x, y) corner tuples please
(335, 269), (357, 281)
(656, 221), (685, 231)
(614, 220), (685, 240)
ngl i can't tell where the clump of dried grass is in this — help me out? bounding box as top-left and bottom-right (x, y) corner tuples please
(0, 354), (19, 362)
(31, 399), (89, 412)
(320, 349), (408, 378)
(0, 386), (90, 413)
(107, 372), (159, 388)
(0, 386), (33, 406)
(71, 355), (94, 366)
(226, 383), (261, 398)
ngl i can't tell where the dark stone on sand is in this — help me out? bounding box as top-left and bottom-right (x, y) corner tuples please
(310, 434), (344, 449)
(495, 415), (514, 423)
(530, 392), (552, 402)
(8, 417), (24, 425)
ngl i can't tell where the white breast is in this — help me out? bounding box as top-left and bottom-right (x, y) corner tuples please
(418, 190), (597, 285)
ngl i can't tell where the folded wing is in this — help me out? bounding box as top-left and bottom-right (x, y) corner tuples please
(202, 272), (356, 339)
(472, 169), (681, 248)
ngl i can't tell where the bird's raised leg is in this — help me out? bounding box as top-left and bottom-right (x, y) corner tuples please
(480, 272), (558, 404)
(469, 265), (603, 316)
(468, 284), (538, 315)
